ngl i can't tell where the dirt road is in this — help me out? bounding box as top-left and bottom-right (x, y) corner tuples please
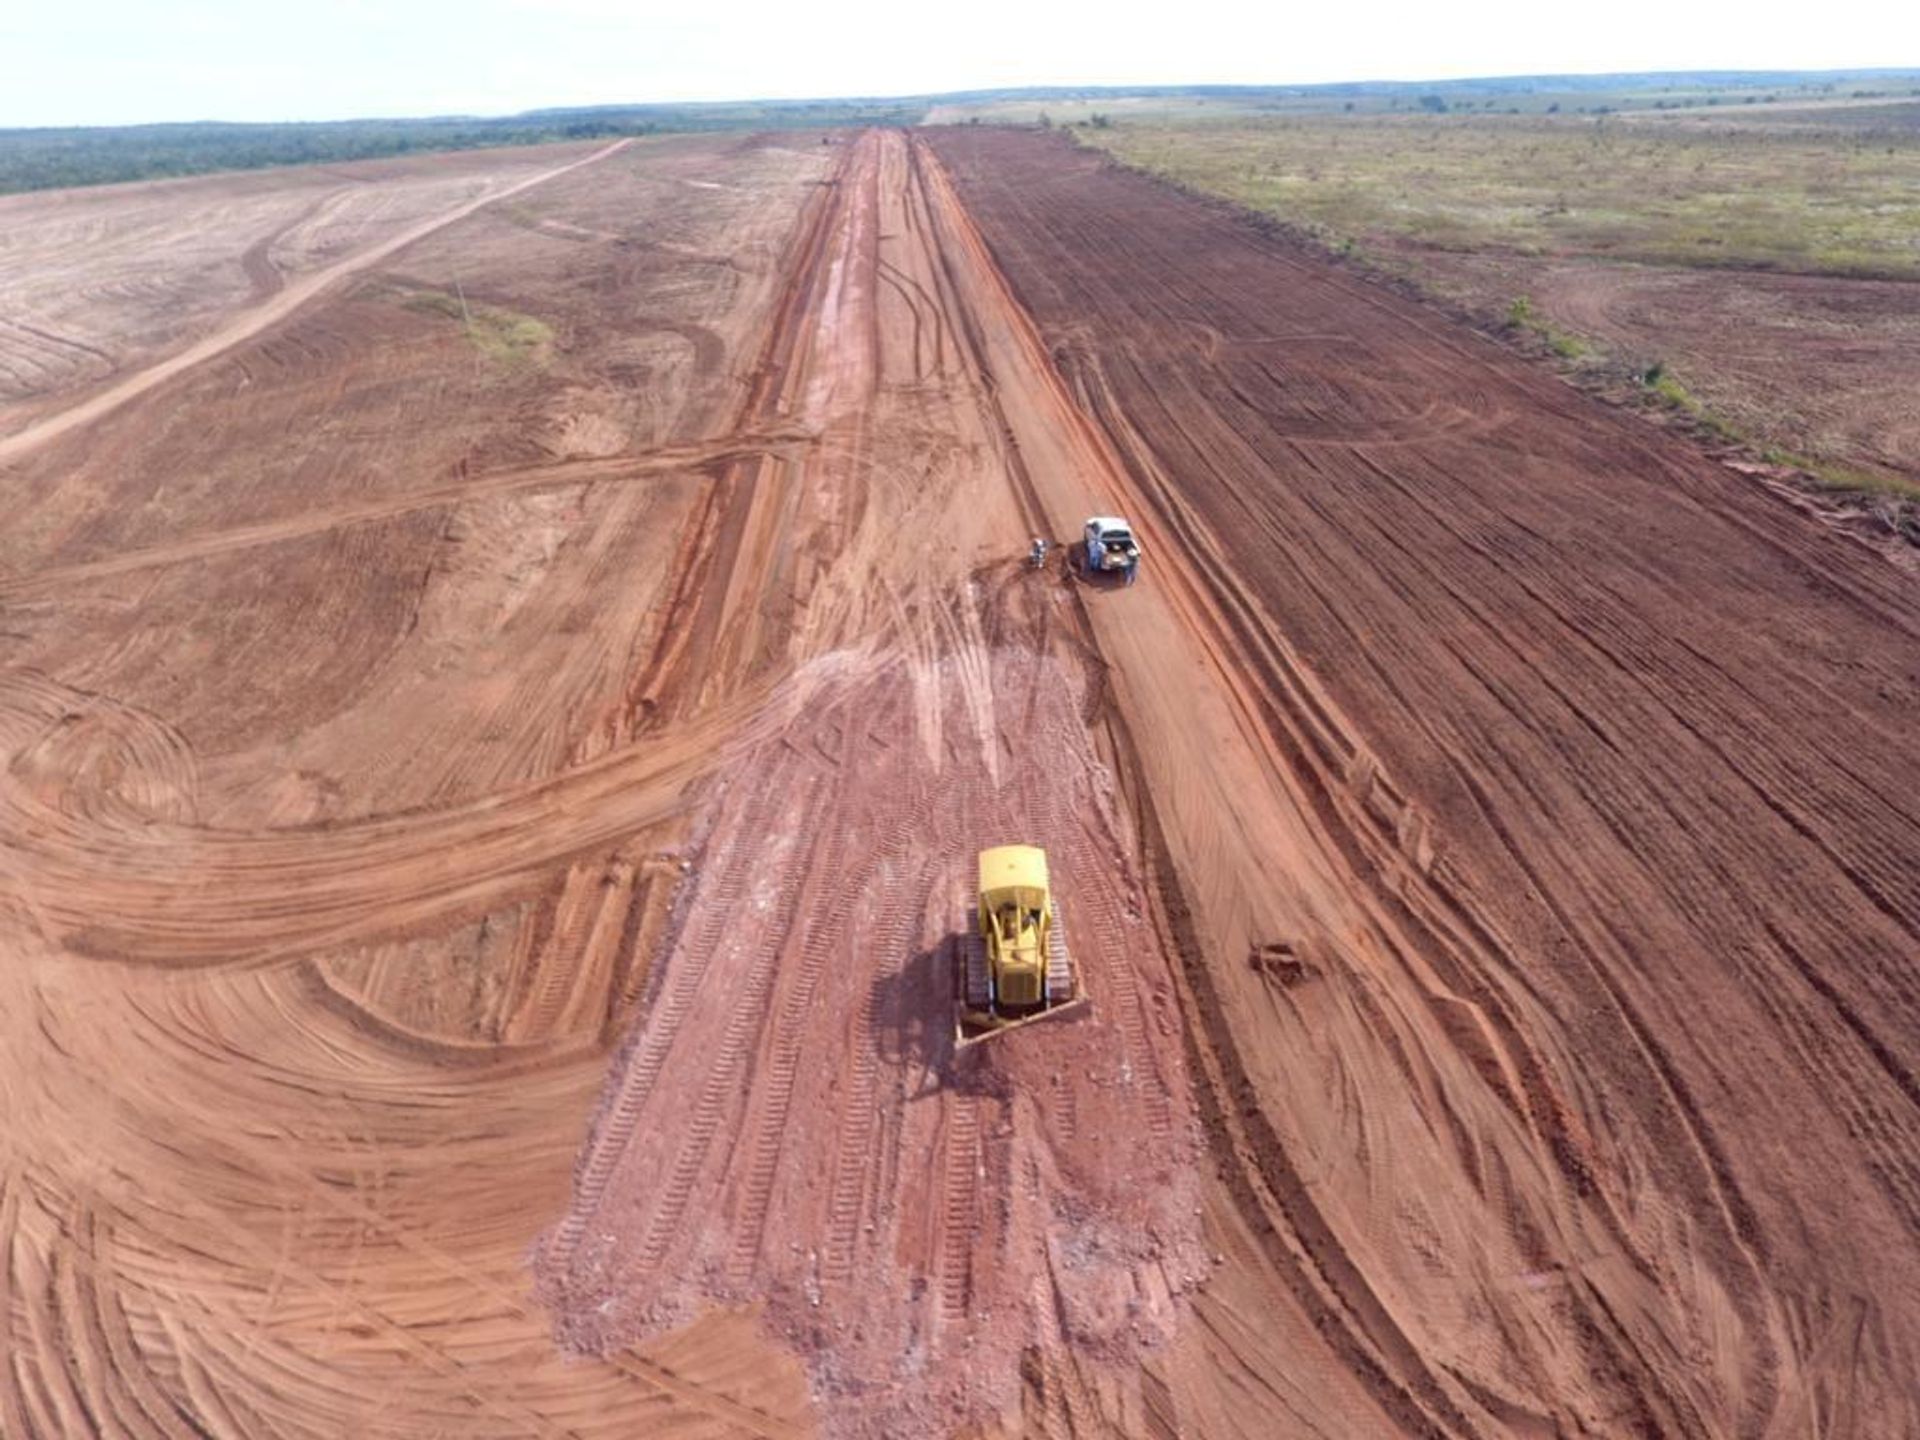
(5, 118), (1918, 1439)
(536, 129), (1208, 1436)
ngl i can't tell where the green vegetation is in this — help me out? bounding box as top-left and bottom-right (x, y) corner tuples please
(1637, 360), (1919, 498)
(399, 289), (553, 368)
(0, 98), (924, 194)
(1764, 447), (1920, 502)
(1641, 360), (1699, 410)
(1506, 295), (1589, 359)
(1638, 361), (1741, 440)
(923, 71), (1920, 126)
(1085, 106), (1920, 277)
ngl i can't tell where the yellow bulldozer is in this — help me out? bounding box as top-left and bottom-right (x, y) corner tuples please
(957, 844), (1084, 1048)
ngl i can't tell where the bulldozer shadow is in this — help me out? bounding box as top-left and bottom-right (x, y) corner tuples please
(872, 929), (1091, 1100)
(871, 932), (1002, 1099)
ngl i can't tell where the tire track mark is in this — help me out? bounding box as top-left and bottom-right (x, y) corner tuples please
(0, 140), (635, 470)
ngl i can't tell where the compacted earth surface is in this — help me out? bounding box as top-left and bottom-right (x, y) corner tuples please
(2, 123), (1917, 1439)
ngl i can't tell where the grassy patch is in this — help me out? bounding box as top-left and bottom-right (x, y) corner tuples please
(400, 289), (553, 367)
(1641, 361), (1700, 412)
(1763, 447), (1920, 501)
(1086, 111), (1920, 278)
(1638, 362), (1747, 440)
(1634, 359), (1917, 494)
(924, 73), (1920, 127)
(1506, 295), (1591, 359)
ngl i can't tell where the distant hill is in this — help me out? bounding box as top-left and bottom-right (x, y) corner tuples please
(0, 99), (920, 194)
(4, 70), (1917, 194)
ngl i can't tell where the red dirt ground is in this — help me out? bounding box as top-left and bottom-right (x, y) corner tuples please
(3, 117), (1918, 1440)
(537, 636), (1205, 1437)
(0, 132), (842, 1438)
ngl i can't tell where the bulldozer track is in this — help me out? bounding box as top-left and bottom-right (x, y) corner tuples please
(822, 847), (934, 1277)
(511, 860), (616, 1043)
(821, 996), (882, 1284)
(549, 763), (783, 1260)
(633, 780), (826, 1274)
(723, 755), (857, 1286)
(936, 1095), (983, 1329)
(963, 929), (993, 1011)
(1045, 898), (1072, 1003)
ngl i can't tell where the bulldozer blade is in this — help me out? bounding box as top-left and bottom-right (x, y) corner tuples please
(953, 993), (1090, 1051)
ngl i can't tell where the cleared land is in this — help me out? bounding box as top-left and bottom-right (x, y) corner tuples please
(0, 142), (621, 437)
(1424, 254), (1920, 491)
(0, 131), (842, 1437)
(0, 127), (1214, 1437)
(2, 116), (1918, 1440)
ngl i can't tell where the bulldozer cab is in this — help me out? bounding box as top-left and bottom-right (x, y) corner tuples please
(974, 846), (1055, 1014)
(991, 895), (1043, 943)
(994, 901), (1030, 943)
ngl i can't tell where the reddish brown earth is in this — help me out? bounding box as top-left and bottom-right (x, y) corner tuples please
(0, 142), (617, 442)
(537, 637), (1205, 1436)
(3, 117), (1918, 1440)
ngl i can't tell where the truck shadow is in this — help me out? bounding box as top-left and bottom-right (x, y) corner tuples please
(1073, 550), (1138, 588)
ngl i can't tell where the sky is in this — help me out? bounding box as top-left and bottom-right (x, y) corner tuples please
(2, 0), (1915, 128)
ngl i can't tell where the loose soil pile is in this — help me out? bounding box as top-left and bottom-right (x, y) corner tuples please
(537, 638), (1205, 1438)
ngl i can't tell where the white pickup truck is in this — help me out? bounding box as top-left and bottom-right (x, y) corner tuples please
(1083, 516), (1140, 584)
